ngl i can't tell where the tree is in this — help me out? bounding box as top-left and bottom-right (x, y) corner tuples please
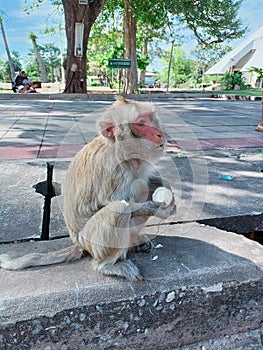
(123, 0), (138, 93)
(247, 67), (263, 87)
(42, 44), (61, 81)
(62, 0), (107, 93)
(26, 0), (246, 93)
(174, 0), (246, 45)
(28, 32), (48, 82)
(24, 0), (107, 93)
(26, 44), (61, 82)
(4, 51), (22, 79)
(127, 0), (247, 92)
(191, 43), (233, 87)
(0, 17), (15, 81)
(160, 45), (194, 88)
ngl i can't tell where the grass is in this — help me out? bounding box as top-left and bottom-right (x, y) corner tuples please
(207, 88), (262, 97)
(0, 88), (12, 94)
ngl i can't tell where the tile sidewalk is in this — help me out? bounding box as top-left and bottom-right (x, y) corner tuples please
(0, 97), (263, 159)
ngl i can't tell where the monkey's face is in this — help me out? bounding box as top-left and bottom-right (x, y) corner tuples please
(99, 98), (166, 162)
(115, 114), (165, 163)
(130, 113), (164, 146)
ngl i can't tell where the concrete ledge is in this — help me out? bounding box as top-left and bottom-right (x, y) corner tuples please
(0, 223), (263, 349)
(0, 92), (261, 101)
(212, 93), (261, 101)
(0, 92), (213, 101)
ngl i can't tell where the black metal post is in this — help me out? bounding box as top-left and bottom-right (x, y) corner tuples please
(41, 163), (53, 240)
(33, 162), (61, 241)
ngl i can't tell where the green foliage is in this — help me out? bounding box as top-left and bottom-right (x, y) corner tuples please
(22, 0), (45, 15)
(248, 66), (263, 80)
(25, 43), (61, 81)
(19, 0), (248, 91)
(0, 51), (22, 81)
(220, 72), (247, 90)
(192, 43), (232, 72)
(173, 0), (246, 45)
(160, 45), (194, 88)
(220, 72), (234, 90)
(137, 54), (150, 71)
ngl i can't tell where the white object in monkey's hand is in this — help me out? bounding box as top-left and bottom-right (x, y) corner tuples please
(152, 187), (173, 207)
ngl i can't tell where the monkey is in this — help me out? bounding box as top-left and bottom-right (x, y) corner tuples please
(0, 97), (176, 281)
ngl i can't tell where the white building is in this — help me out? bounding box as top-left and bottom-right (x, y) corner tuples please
(205, 26), (263, 87)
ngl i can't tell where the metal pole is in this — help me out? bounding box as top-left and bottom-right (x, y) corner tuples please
(166, 40), (175, 93)
(40, 163), (53, 240)
(33, 162), (61, 240)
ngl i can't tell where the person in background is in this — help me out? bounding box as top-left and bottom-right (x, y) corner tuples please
(12, 71), (37, 93)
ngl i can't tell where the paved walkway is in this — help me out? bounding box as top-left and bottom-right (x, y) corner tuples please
(0, 96), (263, 159)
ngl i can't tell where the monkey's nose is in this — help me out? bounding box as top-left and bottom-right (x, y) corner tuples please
(153, 132), (164, 146)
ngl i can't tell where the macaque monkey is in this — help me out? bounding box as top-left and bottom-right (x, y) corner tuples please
(0, 97), (176, 281)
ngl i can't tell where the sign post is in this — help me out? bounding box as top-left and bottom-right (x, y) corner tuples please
(108, 58), (131, 69)
(108, 58), (131, 93)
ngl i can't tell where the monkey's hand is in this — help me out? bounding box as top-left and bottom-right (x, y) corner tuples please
(154, 199), (177, 219)
(130, 199), (176, 219)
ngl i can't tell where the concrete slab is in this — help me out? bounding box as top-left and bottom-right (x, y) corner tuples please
(0, 223), (262, 349)
(0, 130), (44, 147)
(0, 160), (67, 242)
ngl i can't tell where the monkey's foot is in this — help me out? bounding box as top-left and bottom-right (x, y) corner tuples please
(130, 241), (153, 254)
(93, 259), (143, 282)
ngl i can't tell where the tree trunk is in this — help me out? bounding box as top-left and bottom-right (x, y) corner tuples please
(0, 19), (15, 81)
(62, 0), (107, 94)
(30, 34), (48, 83)
(123, 0), (138, 94)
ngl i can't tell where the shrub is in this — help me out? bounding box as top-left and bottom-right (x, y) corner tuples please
(220, 72), (247, 90)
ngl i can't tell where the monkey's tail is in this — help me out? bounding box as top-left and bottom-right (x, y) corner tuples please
(0, 245), (84, 270)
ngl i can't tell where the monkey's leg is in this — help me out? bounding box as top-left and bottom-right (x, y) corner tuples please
(76, 201), (143, 281)
(128, 199), (176, 254)
(129, 216), (153, 254)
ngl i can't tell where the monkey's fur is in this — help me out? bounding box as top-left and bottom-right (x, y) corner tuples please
(0, 97), (176, 281)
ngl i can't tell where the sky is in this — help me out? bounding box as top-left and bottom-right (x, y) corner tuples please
(0, 0), (263, 69)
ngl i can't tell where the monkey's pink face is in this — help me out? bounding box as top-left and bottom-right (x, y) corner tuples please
(130, 113), (164, 147)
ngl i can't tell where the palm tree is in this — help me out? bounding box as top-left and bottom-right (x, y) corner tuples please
(28, 32), (47, 82)
(0, 17), (15, 81)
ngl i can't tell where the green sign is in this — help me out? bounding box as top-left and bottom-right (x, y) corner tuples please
(108, 58), (131, 69)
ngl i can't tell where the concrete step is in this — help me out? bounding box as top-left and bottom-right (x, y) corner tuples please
(0, 223), (263, 349)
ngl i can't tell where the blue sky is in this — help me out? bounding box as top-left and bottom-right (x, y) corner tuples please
(0, 0), (263, 67)
(0, 0), (64, 63)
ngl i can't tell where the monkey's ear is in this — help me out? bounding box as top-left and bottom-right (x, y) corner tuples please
(114, 95), (133, 104)
(99, 119), (115, 140)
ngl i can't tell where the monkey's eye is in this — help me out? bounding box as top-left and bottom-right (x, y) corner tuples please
(138, 119), (145, 126)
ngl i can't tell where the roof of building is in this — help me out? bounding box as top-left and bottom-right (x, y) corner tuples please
(205, 26), (263, 75)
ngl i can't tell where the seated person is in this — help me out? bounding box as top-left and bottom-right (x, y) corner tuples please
(12, 71), (37, 93)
